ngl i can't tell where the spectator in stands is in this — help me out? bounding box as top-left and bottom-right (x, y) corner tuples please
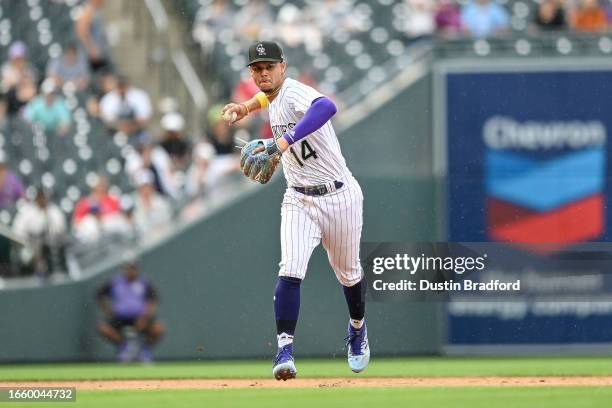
(46, 43), (91, 91)
(276, 4), (304, 47)
(232, 74), (260, 109)
(192, 0), (234, 54)
(1, 41), (38, 93)
(233, 0), (274, 43)
(2, 75), (37, 118)
(23, 78), (71, 135)
(435, 0), (463, 37)
(229, 73), (262, 137)
(308, 0), (362, 37)
(72, 175), (131, 244)
(397, 0), (436, 40)
(94, 70), (117, 100)
(207, 104), (237, 156)
(100, 75), (152, 140)
(461, 0), (510, 38)
(132, 170), (172, 236)
(159, 112), (191, 172)
(1, 42), (38, 118)
(185, 140), (216, 198)
(12, 188), (67, 277)
(570, 0), (608, 32)
(76, 0), (113, 72)
(125, 139), (182, 201)
(534, 0), (567, 30)
(276, 4), (323, 53)
(203, 105), (241, 189)
(0, 152), (25, 209)
(97, 257), (165, 362)
(86, 69), (116, 117)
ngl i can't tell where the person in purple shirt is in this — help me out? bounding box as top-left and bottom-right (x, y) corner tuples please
(0, 153), (25, 209)
(436, 0), (463, 37)
(97, 259), (165, 362)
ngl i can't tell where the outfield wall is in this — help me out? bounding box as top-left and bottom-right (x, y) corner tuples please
(0, 74), (442, 362)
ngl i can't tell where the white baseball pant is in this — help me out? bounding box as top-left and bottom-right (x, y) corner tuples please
(278, 177), (363, 286)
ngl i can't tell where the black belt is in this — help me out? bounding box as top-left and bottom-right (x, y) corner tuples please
(293, 181), (344, 196)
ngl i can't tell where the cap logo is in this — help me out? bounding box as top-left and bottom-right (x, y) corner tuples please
(256, 43), (266, 56)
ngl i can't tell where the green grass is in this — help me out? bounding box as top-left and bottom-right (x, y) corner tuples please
(4, 387), (612, 408)
(1, 358), (610, 407)
(1, 356), (612, 381)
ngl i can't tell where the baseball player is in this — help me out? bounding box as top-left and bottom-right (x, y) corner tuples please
(223, 41), (369, 380)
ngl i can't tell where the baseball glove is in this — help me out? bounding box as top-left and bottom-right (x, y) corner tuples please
(240, 139), (281, 184)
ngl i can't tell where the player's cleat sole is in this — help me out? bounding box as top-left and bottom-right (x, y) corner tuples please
(272, 360), (297, 381)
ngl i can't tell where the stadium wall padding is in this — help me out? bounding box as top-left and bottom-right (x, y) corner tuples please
(0, 74), (442, 362)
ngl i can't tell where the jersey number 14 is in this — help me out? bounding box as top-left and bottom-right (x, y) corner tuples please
(290, 140), (318, 167)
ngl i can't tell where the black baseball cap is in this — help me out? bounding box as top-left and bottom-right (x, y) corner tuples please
(247, 41), (284, 66)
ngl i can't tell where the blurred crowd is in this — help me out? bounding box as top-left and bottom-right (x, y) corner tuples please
(193, 0), (373, 54)
(397, 0), (612, 39)
(188, 0), (612, 105)
(0, 0), (243, 279)
(436, 0), (612, 38)
(193, 0), (612, 48)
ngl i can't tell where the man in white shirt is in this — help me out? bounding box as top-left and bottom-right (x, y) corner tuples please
(100, 75), (151, 139)
(12, 188), (67, 276)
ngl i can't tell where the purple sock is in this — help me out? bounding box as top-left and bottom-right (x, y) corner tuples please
(274, 276), (301, 336)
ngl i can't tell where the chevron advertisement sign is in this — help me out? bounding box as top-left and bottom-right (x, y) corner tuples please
(446, 69), (612, 246)
(443, 68), (612, 346)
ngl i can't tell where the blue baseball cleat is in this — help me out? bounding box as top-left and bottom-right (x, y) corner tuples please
(345, 322), (370, 373)
(272, 344), (297, 381)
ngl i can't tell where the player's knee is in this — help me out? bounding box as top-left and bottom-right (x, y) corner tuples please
(334, 269), (362, 287)
(97, 322), (118, 339)
(148, 321), (165, 337)
(278, 261), (306, 279)
(97, 322), (111, 334)
(330, 262), (361, 284)
(339, 276), (361, 287)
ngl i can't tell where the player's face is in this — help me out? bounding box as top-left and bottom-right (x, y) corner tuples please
(249, 61), (286, 92)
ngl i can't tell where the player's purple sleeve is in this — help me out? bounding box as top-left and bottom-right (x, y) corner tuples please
(282, 97), (337, 145)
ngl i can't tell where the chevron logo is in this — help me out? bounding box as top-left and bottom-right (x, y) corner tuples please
(485, 147), (605, 248)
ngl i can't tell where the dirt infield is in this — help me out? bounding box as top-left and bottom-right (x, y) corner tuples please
(3, 377), (612, 389)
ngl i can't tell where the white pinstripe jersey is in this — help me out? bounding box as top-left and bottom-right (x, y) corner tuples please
(268, 78), (352, 187)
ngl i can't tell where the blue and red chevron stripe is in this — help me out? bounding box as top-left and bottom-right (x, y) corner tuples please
(485, 147), (605, 247)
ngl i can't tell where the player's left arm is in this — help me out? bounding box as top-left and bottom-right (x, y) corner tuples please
(135, 282), (158, 330)
(142, 282), (159, 317)
(270, 96), (337, 154)
(241, 95), (337, 183)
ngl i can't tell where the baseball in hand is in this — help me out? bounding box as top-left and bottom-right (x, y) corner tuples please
(222, 110), (238, 123)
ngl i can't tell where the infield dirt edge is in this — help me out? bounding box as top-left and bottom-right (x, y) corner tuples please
(2, 377), (612, 389)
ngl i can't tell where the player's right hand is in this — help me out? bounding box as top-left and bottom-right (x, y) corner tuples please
(221, 103), (247, 124)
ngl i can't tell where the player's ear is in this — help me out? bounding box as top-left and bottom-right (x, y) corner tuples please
(280, 61), (287, 74)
